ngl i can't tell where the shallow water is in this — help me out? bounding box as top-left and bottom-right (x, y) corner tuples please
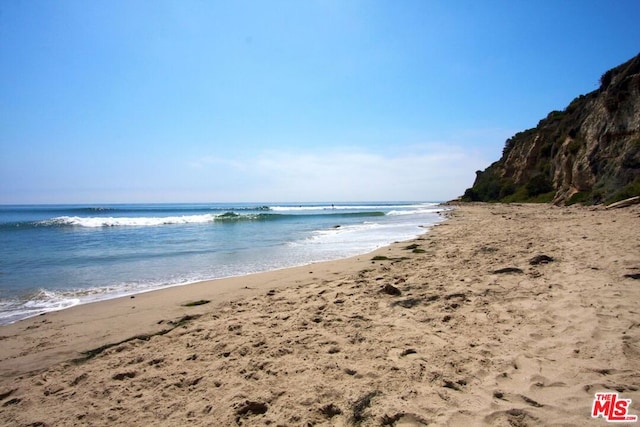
(0, 202), (445, 324)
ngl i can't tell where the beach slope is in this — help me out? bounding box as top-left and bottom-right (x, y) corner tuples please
(1, 203), (639, 426)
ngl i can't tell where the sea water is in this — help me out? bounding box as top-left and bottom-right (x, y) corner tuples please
(0, 202), (445, 324)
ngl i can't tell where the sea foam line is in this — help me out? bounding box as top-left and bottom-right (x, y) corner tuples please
(43, 214), (216, 227)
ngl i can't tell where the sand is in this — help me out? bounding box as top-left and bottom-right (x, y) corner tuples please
(1, 203), (639, 426)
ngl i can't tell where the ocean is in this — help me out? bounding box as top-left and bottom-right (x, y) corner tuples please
(0, 202), (445, 325)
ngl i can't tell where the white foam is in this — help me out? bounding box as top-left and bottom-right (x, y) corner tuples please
(0, 289), (81, 324)
(387, 207), (444, 216)
(44, 214), (217, 227)
(289, 205), (447, 257)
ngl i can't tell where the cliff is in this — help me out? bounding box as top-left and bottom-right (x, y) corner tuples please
(463, 53), (640, 205)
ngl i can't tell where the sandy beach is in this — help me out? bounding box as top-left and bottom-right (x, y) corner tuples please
(1, 203), (639, 426)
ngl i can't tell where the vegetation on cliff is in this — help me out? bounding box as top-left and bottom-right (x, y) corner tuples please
(463, 53), (640, 205)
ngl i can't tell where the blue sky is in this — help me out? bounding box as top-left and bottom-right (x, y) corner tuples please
(1, 1), (639, 204)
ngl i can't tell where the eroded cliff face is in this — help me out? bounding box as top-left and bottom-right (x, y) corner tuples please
(464, 53), (640, 205)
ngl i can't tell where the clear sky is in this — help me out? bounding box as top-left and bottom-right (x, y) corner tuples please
(1, 1), (639, 204)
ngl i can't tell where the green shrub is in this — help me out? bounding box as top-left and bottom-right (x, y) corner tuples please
(502, 138), (516, 157)
(525, 174), (554, 197)
(600, 69), (614, 89)
(566, 191), (591, 205)
(501, 186), (529, 203)
(567, 139), (582, 155)
(499, 180), (516, 198)
(565, 95), (585, 114)
(605, 176), (640, 204)
(547, 110), (565, 121)
(461, 188), (479, 202)
(530, 191), (556, 203)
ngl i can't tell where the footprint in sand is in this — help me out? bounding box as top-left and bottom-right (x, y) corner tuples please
(484, 408), (540, 425)
(386, 347), (421, 363)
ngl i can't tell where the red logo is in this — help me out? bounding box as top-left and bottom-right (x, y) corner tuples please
(592, 392), (638, 422)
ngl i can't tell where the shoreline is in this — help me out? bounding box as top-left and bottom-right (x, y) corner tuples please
(0, 203), (448, 327)
(1, 203), (639, 426)
(0, 217), (449, 379)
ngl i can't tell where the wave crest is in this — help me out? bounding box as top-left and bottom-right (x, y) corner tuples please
(41, 214), (217, 228)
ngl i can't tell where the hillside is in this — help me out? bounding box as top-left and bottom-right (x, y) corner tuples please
(463, 53), (640, 205)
